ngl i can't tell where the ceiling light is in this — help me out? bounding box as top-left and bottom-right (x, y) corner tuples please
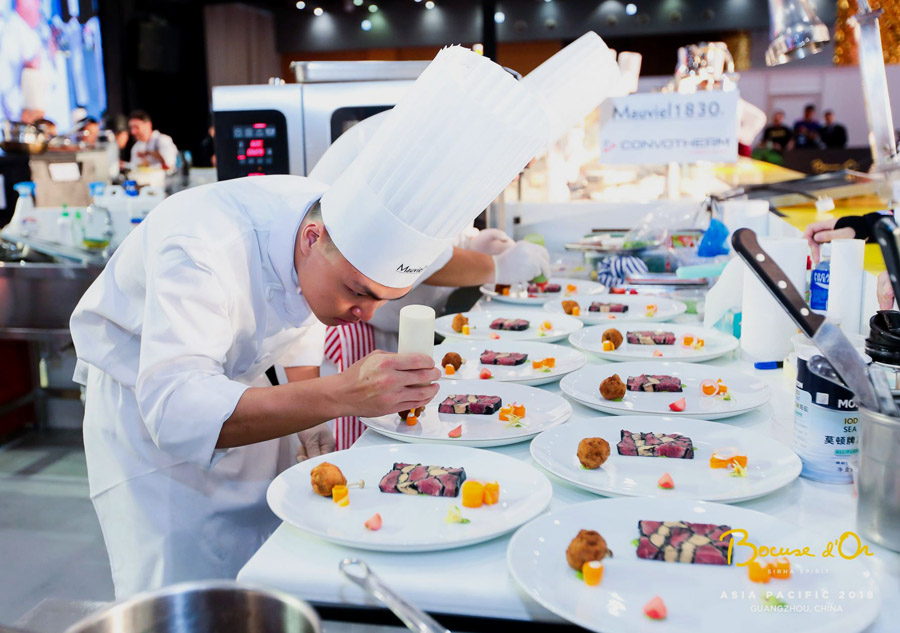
(414, 0), (423, 3)
(368, 4), (378, 12)
(295, 1), (305, 9)
(425, 1), (435, 8)
(361, 19), (372, 30)
(494, 11), (505, 23)
(353, 0), (363, 5)
(626, 3), (637, 15)
(313, 7), (323, 16)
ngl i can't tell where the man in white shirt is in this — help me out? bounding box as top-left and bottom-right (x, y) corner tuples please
(0, 0), (42, 121)
(128, 109), (179, 172)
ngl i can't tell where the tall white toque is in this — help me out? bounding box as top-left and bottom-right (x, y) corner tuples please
(319, 46), (551, 289)
(521, 31), (621, 146)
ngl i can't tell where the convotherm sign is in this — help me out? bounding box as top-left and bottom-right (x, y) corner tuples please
(598, 90), (739, 165)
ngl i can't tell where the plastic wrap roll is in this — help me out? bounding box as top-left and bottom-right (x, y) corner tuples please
(740, 237), (807, 362)
(826, 238), (865, 335)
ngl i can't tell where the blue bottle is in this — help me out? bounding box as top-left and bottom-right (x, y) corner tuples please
(809, 244), (831, 315)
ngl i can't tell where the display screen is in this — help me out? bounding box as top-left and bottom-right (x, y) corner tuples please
(0, 0), (107, 127)
(232, 122), (277, 169)
(214, 109), (289, 181)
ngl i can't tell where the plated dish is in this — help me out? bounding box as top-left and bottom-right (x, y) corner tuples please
(559, 362), (771, 420)
(361, 379), (573, 447)
(530, 416), (801, 502)
(543, 294), (686, 324)
(568, 321), (738, 363)
(434, 340), (587, 386)
(436, 309), (583, 343)
(269, 444), (553, 552)
(480, 277), (606, 306)
(507, 497), (880, 633)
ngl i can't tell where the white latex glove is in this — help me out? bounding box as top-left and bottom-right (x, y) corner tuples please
(295, 423), (336, 463)
(493, 241), (551, 284)
(467, 228), (515, 256)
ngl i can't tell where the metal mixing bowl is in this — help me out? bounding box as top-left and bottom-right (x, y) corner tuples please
(0, 120), (49, 154)
(63, 582), (321, 633)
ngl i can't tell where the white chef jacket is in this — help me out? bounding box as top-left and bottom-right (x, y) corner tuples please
(70, 175), (327, 597)
(130, 129), (179, 173)
(0, 11), (42, 121)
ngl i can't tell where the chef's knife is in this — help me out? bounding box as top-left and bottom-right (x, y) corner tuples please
(732, 228), (883, 412)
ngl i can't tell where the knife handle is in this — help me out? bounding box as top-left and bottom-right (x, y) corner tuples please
(731, 228), (825, 338)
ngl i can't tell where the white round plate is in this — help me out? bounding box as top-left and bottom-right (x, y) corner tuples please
(559, 362), (771, 420)
(436, 309), (583, 343)
(480, 277), (606, 305)
(530, 416), (801, 502)
(268, 444), (552, 552)
(543, 294), (686, 324)
(569, 321), (738, 363)
(434, 340), (586, 386)
(361, 379), (573, 447)
(507, 498), (880, 633)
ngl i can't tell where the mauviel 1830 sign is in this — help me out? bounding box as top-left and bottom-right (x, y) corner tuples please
(597, 91), (740, 165)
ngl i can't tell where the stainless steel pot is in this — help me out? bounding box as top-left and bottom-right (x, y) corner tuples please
(0, 120), (49, 154)
(857, 401), (900, 553)
(63, 582), (321, 633)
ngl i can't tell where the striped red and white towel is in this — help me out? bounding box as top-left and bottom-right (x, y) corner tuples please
(324, 322), (376, 450)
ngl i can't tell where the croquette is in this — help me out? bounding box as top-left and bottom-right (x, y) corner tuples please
(602, 328), (623, 349)
(599, 374), (627, 401)
(566, 529), (612, 571)
(441, 352), (463, 371)
(562, 300), (580, 315)
(452, 313), (469, 333)
(577, 437), (611, 469)
(310, 462), (347, 497)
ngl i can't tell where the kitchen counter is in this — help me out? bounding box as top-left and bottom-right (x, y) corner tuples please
(238, 342), (900, 631)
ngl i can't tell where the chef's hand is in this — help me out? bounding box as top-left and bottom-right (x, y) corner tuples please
(295, 423), (335, 463)
(468, 228), (514, 256)
(803, 218), (855, 264)
(493, 241), (551, 284)
(878, 271), (896, 310)
(339, 351), (440, 418)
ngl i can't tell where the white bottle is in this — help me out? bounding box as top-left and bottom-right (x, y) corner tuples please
(9, 181), (36, 235)
(56, 206), (75, 246)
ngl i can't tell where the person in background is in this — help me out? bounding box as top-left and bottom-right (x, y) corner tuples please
(106, 113), (134, 163)
(195, 120), (216, 168)
(79, 115), (99, 144)
(128, 109), (178, 172)
(820, 110), (848, 149)
(792, 104), (823, 149)
(0, 0), (42, 122)
(761, 110), (792, 153)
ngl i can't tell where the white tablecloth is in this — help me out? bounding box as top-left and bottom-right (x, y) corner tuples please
(239, 345), (899, 631)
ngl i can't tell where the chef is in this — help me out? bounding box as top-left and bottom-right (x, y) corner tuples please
(310, 32), (620, 449)
(128, 109), (179, 172)
(70, 46), (556, 598)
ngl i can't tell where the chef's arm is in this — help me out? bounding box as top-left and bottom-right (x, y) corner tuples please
(217, 353), (438, 448)
(421, 247), (495, 287)
(284, 366), (319, 382)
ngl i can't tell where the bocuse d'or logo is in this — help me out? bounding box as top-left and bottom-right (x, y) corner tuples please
(720, 528), (874, 565)
(396, 263), (426, 275)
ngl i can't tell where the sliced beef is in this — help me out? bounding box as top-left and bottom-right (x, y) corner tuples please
(635, 520), (733, 565)
(626, 330), (676, 345)
(438, 394), (503, 415)
(588, 302), (629, 313)
(480, 350), (528, 366)
(378, 463), (467, 497)
(489, 318), (530, 331)
(616, 430), (694, 459)
(626, 374), (683, 393)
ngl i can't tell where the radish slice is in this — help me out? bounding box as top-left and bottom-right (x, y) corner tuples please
(364, 513), (382, 531)
(448, 425), (462, 438)
(657, 472), (674, 489)
(643, 595), (667, 620)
